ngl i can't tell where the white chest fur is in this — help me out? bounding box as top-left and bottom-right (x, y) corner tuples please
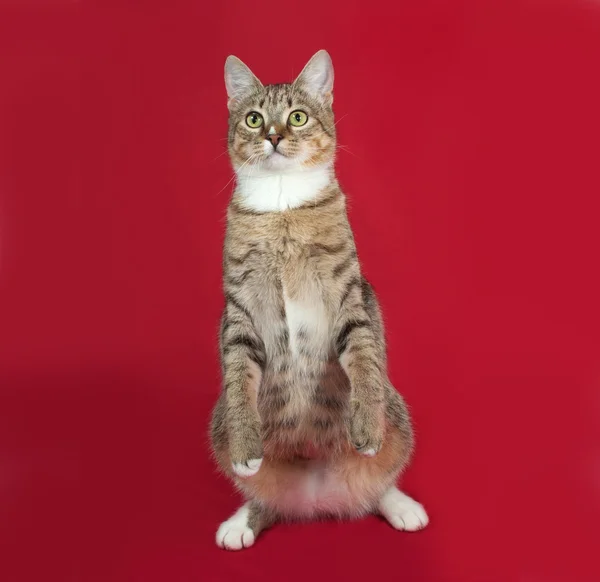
(235, 163), (332, 212)
(283, 287), (330, 359)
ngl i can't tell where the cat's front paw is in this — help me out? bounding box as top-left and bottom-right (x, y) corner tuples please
(232, 457), (263, 478)
(229, 422), (264, 478)
(349, 399), (385, 456)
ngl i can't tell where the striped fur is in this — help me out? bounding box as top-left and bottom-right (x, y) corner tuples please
(210, 50), (425, 549)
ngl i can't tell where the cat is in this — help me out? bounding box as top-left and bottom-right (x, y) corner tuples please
(210, 50), (428, 550)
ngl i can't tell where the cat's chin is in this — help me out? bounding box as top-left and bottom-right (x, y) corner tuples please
(260, 152), (299, 172)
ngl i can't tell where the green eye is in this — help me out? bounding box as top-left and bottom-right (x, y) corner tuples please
(289, 110), (308, 127)
(246, 112), (263, 128)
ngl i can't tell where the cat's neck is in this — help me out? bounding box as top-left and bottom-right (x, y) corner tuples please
(234, 163), (334, 212)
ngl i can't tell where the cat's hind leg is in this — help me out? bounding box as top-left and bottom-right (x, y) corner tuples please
(216, 500), (275, 550)
(376, 390), (429, 532)
(378, 486), (429, 531)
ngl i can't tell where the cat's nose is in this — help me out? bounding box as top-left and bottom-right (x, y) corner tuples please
(266, 134), (283, 148)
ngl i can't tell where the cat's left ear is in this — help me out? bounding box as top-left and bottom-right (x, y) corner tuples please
(293, 50), (334, 104)
(224, 55), (263, 110)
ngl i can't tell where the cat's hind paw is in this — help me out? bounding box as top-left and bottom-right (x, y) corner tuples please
(216, 503), (255, 551)
(379, 487), (429, 532)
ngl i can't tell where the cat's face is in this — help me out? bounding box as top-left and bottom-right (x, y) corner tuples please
(225, 51), (336, 173)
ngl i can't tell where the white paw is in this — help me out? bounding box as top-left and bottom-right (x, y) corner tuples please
(216, 503), (255, 551)
(216, 521), (255, 551)
(379, 487), (429, 532)
(232, 458), (262, 478)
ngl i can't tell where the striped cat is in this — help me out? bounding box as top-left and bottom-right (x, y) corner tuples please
(210, 50), (428, 550)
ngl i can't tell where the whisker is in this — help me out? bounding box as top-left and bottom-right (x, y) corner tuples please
(213, 153), (260, 198)
(332, 114), (348, 128)
(309, 114), (349, 142)
(336, 144), (359, 159)
(211, 149), (229, 163)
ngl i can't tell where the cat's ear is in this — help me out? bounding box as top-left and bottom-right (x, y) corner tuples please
(224, 55), (263, 109)
(293, 50), (334, 104)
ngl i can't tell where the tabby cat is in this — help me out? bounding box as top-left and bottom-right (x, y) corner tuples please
(210, 50), (428, 550)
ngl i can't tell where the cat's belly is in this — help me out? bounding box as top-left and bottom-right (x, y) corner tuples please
(235, 413), (406, 519)
(236, 450), (396, 519)
(275, 460), (354, 516)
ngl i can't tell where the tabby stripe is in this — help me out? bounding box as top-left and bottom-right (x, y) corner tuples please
(335, 319), (371, 355)
(333, 251), (357, 278)
(223, 334), (266, 367)
(220, 318), (229, 341)
(264, 417), (299, 432)
(227, 248), (260, 265)
(225, 292), (253, 322)
(221, 317), (252, 345)
(276, 361), (291, 374)
(346, 341), (378, 355)
(301, 190), (339, 210)
(226, 269), (253, 286)
(222, 316), (246, 334)
(279, 328), (289, 344)
(262, 388), (289, 410)
(360, 277), (375, 298)
(223, 333), (262, 352)
(317, 119), (336, 139)
(277, 417), (299, 430)
(278, 302), (286, 318)
(339, 275), (362, 307)
(314, 394), (346, 411)
(310, 241), (347, 255)
(230, 202), (265, 216)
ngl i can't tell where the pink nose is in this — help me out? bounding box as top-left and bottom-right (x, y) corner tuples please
(266, 134), (283, 147)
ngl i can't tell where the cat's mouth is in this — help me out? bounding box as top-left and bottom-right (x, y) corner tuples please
(261, 149), (294, 170)
(266, 150), (287, 158)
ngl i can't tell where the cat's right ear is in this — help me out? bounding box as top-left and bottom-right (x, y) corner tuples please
(224, 56), (263, 110)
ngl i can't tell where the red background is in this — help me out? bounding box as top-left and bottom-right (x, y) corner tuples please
(1, 1), (600, 581)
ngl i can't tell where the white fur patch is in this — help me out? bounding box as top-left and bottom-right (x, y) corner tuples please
(283, 289), (329, 359)
(236, 163), (332, 212)
(216, 502), (255, 551)
(378, 487), (429, 531)
(232, 458), (263, 478)
(262, 140), (273, 155)
(339, 351), (351, 376)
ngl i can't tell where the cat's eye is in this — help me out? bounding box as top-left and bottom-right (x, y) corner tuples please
(246, 112), (263, 128)
(288, 110), (308, 127)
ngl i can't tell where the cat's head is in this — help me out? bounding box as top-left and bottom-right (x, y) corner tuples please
(224, 50), (336, 174)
